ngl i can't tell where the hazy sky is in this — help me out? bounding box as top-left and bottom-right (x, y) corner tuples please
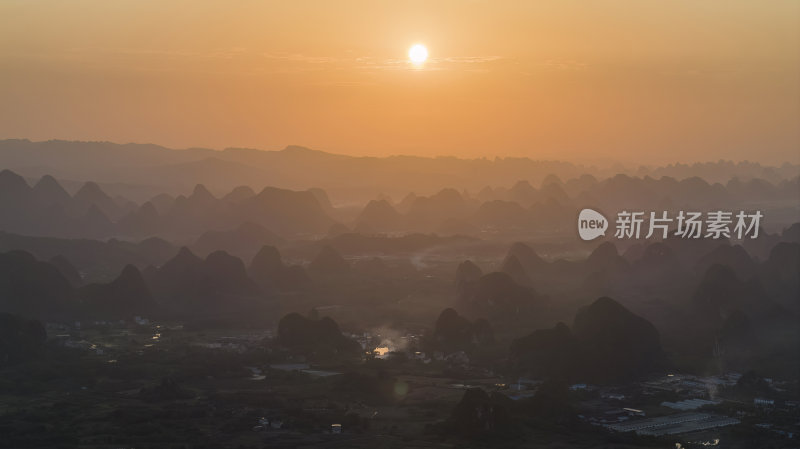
(0, 0), (798, 164)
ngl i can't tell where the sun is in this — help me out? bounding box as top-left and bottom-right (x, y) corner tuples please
(408, 44), (428, 65)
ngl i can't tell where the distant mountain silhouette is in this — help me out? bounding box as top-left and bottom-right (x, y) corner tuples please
(222, 185), (256, 203)
(117, 201), (161, 237)
(696, 244), (757, 280)
(692, 264), (778, 326)
(471, 200), (531, 230)
(0, 168), (339, 241)
(193, 222), (285, 259)
(0, 170), (129, 238)
(354, 200), (404, 233)
(501, 255), (533, 287)
(454, 260), (483, 296)
(2, 140), (796, 205)
(307, 246), (350, 278)
(404, 189), (477, 232)
(457, 272), (539, 320)
(504, 243), (547, 277)
(73, 181), (122, 219)
(0, 231), (176, 282)
(32, 175), (71, 208)
(316, 233), (478, 256)
(585, 241), (628, 274)
(507, 180), (538, 206)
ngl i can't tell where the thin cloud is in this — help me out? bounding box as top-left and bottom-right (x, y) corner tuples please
(541, 59), (588, 71)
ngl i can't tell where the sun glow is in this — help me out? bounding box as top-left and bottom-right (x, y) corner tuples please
(408, 44), (428, 65)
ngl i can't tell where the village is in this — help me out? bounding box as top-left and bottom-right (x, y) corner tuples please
(40, 318), (799, 447)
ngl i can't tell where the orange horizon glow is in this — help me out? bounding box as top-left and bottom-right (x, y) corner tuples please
(0, 0), (798, 165)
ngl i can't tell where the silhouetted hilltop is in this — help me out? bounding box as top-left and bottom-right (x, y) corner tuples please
(130, 183), (336, 240)
(307, 246), (350, 278)
(79, 265), (157, 320)
(248, 246), (311, 292)
(239, 186), (335, 236)
(510, 297), (662, 384)
(759, 242), (800, 312)
(0, 232), (176, 282)
(504, 243), (547, 276)
(49, 255), (83, 286)
(429, 308), (494, 354)
(0, 170), (135, 238)
(73, 181), (122, 219)
(692, 264), (778, 327)
(573, 297), (663, 383)
(148, 247), (264, 317)
(696, 244), (757, 280)
(507, 180), (538, 206)
(782, 223), (800, 242)
(32, 175), (71, 208)
(719, 309), (756, 348)
(454, 260), (483, 296)
(118, 201), (161, 237)
(276, 312), (359, 356)
(443, 388), (512, 436)
(0, 168), (341, 241)
(0, 251), (74, 320)
(395, 192), (418, 214)
(500, 255), (533, 287)
(585, 242), (628, 274)
(458, 272), (539, 320)
(249, 245), (283, 282)
(510, 322), (580, 380)
(222, 185), (256, 203)
(0, 164), (797, 243)
(0, 313), (46, 367)
(405, 188), (477, 232)
(354, 200), (404, 233)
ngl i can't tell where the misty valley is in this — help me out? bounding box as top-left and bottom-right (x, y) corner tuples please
(0, 141), (797, 448)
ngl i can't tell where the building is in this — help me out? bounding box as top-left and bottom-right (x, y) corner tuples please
(623, 408), (646, 417)
(661, 398), (720, 411)
(606, 412), (739, 436)
(754, 398), (775, 407)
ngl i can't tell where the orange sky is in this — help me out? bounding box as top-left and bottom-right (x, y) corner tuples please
(0, 0), (798, 164)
